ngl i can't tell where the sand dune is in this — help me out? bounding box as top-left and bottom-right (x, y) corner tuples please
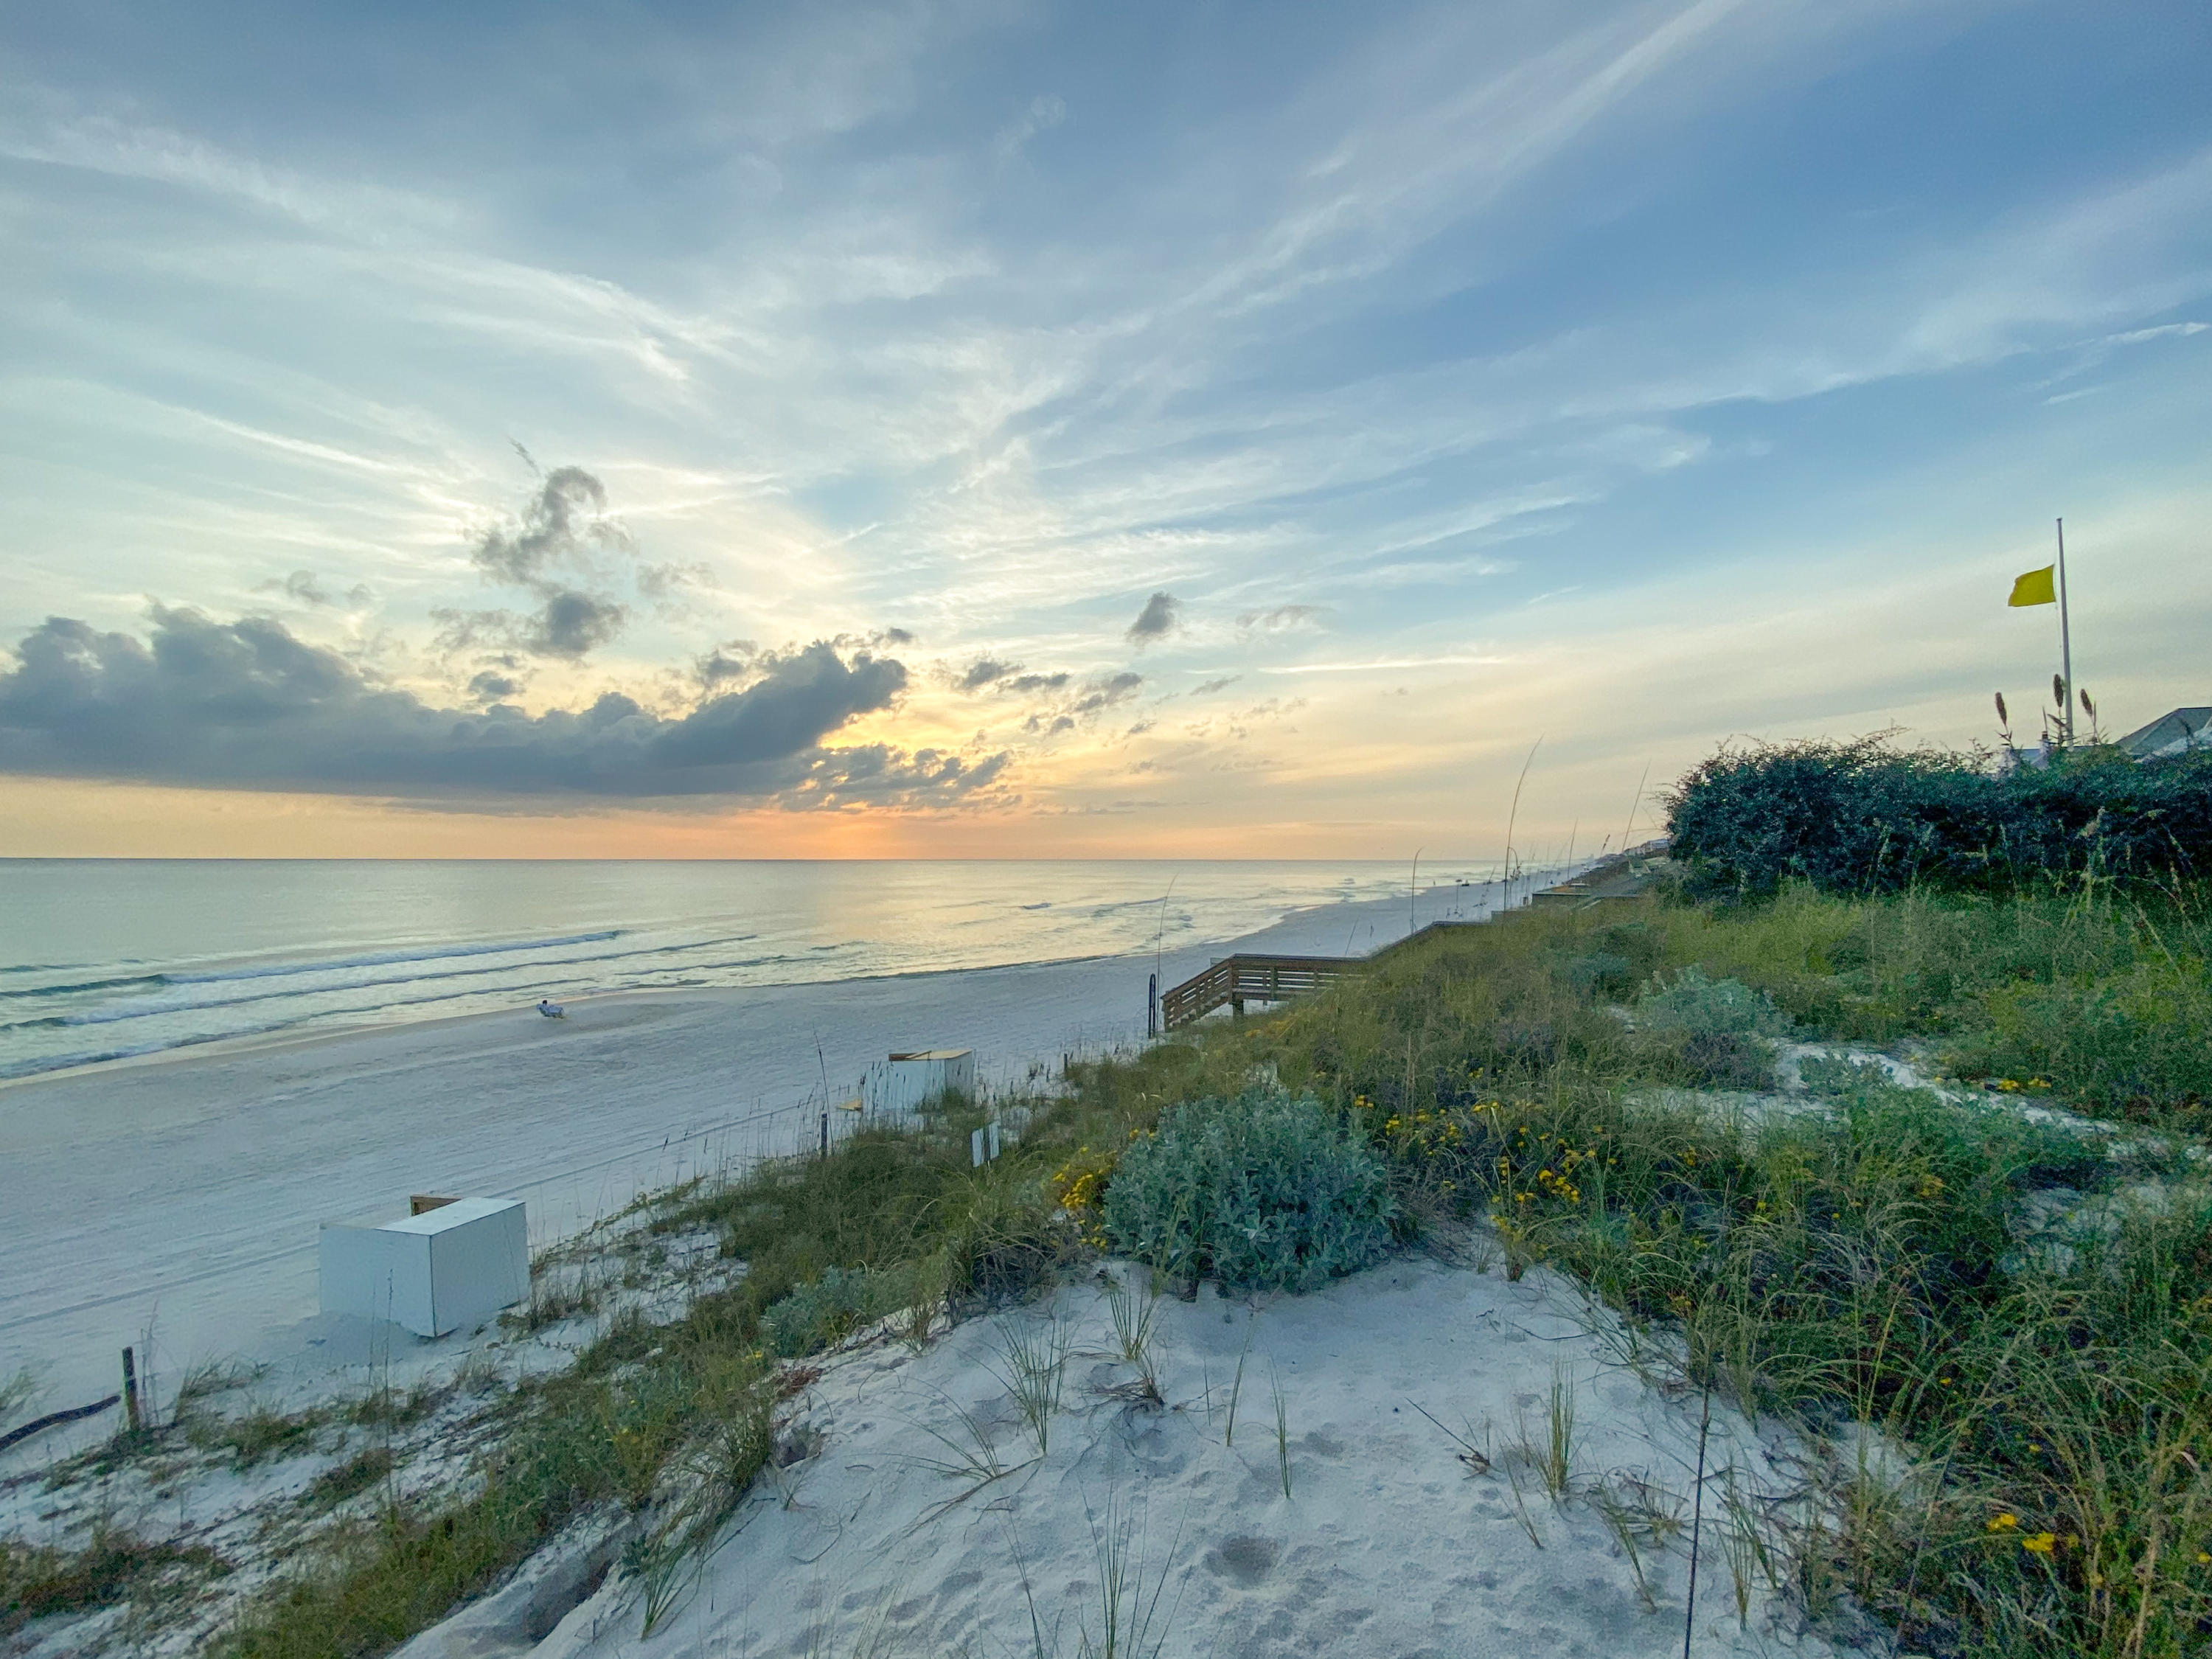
(535, 1256), (1860, 1659)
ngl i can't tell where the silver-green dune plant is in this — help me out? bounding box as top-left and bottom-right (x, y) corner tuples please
(761, 1262), (921, 1358)
(1635, 966), (1796, 1039)
(1102, 1087), (1396, 1292)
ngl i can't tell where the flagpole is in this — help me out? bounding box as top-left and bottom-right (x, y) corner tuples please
(2056, 517), (2073, 745)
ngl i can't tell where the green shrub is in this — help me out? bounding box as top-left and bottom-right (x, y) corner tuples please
(1674, 1029), (1776, 1091)
(1666, 735), (2212, 897)
(1635, 966), (1795, 1038)
(1102, 1088), (1396, 1292)
(1951, 959), (2212, 1118)
(1796, 1051), (1894, 1096)
(1563, 952), (1634, 998)
(759, 1263), (919, 1357)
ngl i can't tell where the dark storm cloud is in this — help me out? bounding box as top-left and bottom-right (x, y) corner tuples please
(959, 657), (1016, 691)
(467, 669), (523, 703)
(0, 607), (978, 802)
(1125, 591), (1180, 645)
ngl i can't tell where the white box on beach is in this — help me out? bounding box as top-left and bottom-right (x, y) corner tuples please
(319, 1197), (528, 1338)
(861, 1048), (975, 1116)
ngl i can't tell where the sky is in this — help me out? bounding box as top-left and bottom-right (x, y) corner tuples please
(1, 0), (2208, 859)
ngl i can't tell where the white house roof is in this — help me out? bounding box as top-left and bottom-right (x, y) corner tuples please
(2116, 707), (2212, 761)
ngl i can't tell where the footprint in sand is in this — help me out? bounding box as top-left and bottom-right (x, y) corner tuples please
(1206, 1534), (1281, 1587)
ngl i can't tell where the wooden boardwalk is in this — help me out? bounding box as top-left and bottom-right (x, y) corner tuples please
(1159, 953), (1363, 1029)
(1155, 840), (1671, 1030)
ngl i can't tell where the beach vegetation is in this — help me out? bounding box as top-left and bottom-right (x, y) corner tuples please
(1056, 862), (2212, 1656)
(1668, 735), (2212, 897)
(104, 753), (2212, 1658)
(187, 1402), (327, 1471)
(302, 1446), (394, 1510)
(1270, 1363), (1291, 1500)
(1632, 964), (1795, 1039)
(2, 1523), (227, 1635)
(759, 1262), (919, 1357)
(1099, 1265), (1161, 1385)
(1100, 1086), (1397, 1291)
(994, 1312), (1072, 1458)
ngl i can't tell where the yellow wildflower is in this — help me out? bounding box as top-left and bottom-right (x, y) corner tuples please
(2021, 1533), (2056, 1555)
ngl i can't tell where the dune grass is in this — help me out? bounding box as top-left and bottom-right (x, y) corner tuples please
(2, 1523), (226, 1636)
(211, 1085), (1174, 1656)
(31, 874), (2211, 1657)
(1063, 883), (2212, 1657)
(1638, 877), (2212, 1126)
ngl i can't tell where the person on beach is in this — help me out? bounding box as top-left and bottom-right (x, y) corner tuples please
(536, 999), (565, 1018)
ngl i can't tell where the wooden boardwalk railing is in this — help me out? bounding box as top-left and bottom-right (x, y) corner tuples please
(1154, 841), (1672, 1032)
(1160, 953), (1363, 1029)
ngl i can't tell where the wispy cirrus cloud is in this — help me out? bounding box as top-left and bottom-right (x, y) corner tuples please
(3, 0), (2209, 846)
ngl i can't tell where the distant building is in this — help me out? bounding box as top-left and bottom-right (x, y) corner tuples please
(2115, 707), (2212, 762)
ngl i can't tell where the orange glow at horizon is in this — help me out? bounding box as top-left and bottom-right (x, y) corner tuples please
(0, 775), (1479, 860)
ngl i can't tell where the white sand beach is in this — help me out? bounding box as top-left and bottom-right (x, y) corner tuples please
(0, 886), (1497, 1418)
(528, 1256), (1861, 1659)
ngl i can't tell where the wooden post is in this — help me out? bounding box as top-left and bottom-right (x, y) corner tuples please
(819, 1112), (830, 1158)
(121, 1346), (142, 1433)
(1147, 972), (1158, 1038)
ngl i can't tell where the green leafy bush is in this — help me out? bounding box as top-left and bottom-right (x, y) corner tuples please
(1667, 736), (2212, 897)
(1796, 1051), (1895, 1097)
(1102, 1088), (1396, 1292)
(759, 1263), (918, 1357)
(1674, 1030), (1776, 1091)
(1635, 966), (1795, 1038)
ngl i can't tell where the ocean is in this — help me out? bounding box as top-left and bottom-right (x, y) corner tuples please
(0, 859), (1509, 1081)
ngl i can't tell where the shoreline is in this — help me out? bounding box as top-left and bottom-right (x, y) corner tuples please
(0, 877), (1530, 1096)
(0, 878), (1552, 1413)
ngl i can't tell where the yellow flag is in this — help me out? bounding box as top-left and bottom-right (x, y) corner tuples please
(2008, 565), (2056, 607)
